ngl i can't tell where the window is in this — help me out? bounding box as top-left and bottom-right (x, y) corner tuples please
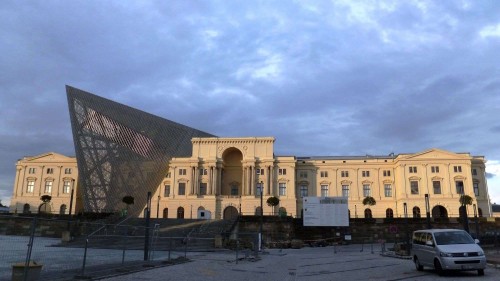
(27, 180), (35, 193)
(278, 168), (286, 175)
(341, 171), (349, 177)
(474, 182), (479, 196)
(256, 182), (263, 196)
(409, 166), (417, 173)
(383, 170), (391, 177)
(64, 168), (72, 174)
(386, 208), (394, 218)
(178, 183), (186, 195)
(413, 206), (421, 218)
(166, 172), (171, 178)
(231, 185), (238, 195)
(431, 166), (439, 173)
(256, 168), (264, 175)
(455, 180), (464, 194)
(46, 168), (54, 174)
(410, 180), (419, 194)
(362, 171), (370, 177)
(299, 171), (307, 178)
(279, 183), (286, 196)
(321, 185), (328, 197)
(433, 181), (441, 194)
(164, 185), (170, 197)
(363, 184), (371, 197)
(320, 171), (328, 178)
(28, 168), (36, 174)
(179, 169), (187, 176)
(300, 185), (308, 197)
(342, 185), (349, 197)
(200, 169), (208, 176)
(364, 208), (372, 219)
(199, 183), (207, 195)
(384, 184), (392, 197)
(454, 166), (462, 173)
(63, 181), (71, 194)
(44, 181), (52, 193)
(472, 169), (477, 176)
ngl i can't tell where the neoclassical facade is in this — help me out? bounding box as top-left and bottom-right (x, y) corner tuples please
(10, 142), (491, 220)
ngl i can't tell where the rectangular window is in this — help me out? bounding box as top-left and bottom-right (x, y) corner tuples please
(320, 171), (328, 177)
(44, 181), (52, 193)
(342, 185), (349, 197)
(433, 181), (441, 194)
(473, 182), (479, 196)
(409, 166), (417, 173)
(27, 181), (35, 193)
(46, 168), (54, 174)
(178, 183), (186, 195)
(455, 180), (464, 194)
(362, 171), (370, 177)
(383, 170), (391, 177)
(384, 184), (392, 197)
(410, 181), (419, 194)
(231, 185), (238, 196)
(278, 168), (286, 175)
(299, 171), (307, 178)
(472, 169), (477, 176)
(300, 185), (308, 197)
(454, 166), (462, 173)
(363, 184), (371, 197)
(199, 183), (207, 195)
(28, 168), (36, 174)
(431, 166), (439, 173)
(166, 172), (171, 178)
(341, 171), (349, 177)
(164, 185), (170, 197)
(64, 168), (72, 174)
(321, 185), (328, 197)
(279, 183), (286, 196)
(179, 169), (187, 175)
(256, 168), (264, 175)
(256, 182), (263, 196)
(63, 181), (71, 194)
(200, 169), (208, 176)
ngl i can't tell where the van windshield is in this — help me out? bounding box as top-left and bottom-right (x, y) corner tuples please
(434, 231), (475, 245)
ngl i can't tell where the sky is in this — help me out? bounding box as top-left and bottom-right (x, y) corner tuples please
(1, 0), (500, 207)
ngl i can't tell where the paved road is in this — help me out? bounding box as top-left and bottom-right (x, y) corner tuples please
(100, 245), (500, 281)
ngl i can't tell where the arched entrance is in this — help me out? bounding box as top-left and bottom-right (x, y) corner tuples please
(364, 208), (372, 219)
(23, 204), (30, 214)
(432, 205), (448, 218)
(39, 203), (51, 214)
(255, 206), (262, 216)
(223, 206), (238, 220)
(163, 208), (168, 218)
(177, 207), (185, 219)
(413, 206), (421, 218)
(278, 207), (287, 217)
(221, 148), (243, 196)
(386, 208), (393, 218)
(60, 204), (67, 215)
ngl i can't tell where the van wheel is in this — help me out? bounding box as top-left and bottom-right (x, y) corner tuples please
(414, 257), (423, 271)
(434, 259), (444, 276)
(478, 269), (484, 276)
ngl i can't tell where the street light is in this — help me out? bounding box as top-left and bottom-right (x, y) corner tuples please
(259, 182), (263, 251)
(157, 195), (160, 218)
(425, 194), (431, 229)
(473, 204), (479, 238)
(404, 203), (410, 256)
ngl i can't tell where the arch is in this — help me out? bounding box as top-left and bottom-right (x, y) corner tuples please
(177, 207), (185, 218)
(223, 206), (238, 220)
(413, 206), (421, 218)
(255, 206), (262, 216)
(432, 205), (448, 218)
(221, 148), (243, 196)
(59, 204), (67, 215)
(163, 208), (169, 218)
(23, 204), (30, 214)
(39, 203), (51, 214)
(478, 208), (483, 217)
(278, 207), (287, 217)
(386, 208), (393, 218)
(198, 206), (205, 211)
(364, 208), (372, 219)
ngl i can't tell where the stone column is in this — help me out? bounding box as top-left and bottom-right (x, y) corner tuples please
(208, 166), (213, 195)
(217, 167), (222, 195)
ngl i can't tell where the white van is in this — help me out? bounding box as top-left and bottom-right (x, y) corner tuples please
(411, 229), (486, 276)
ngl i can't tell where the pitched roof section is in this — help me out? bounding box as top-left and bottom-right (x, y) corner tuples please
(66, 85), (215, 216)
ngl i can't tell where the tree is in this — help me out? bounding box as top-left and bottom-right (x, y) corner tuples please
(362, 196), (376, 206)
(41, 195), (52, 203)
(266, 196), (280, 215)
(122, 196), (134, 215)
(39, 195), (52, 214)
(459, 195), (473, 206)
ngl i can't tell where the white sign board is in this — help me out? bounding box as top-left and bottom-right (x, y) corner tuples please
(303, 197), (349, 226)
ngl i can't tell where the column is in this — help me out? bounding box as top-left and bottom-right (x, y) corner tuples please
(242, 166), (247, 195)
(190, 167), (195, 195)
(267, 166), (271, 195)
(208, 166), (213, 195)
(250, 166), (254, 196)
(217, 167), (222, 195)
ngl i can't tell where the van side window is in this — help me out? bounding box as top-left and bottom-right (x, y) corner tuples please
(424, 233), (433, 246)
(412, 232), (421, 244)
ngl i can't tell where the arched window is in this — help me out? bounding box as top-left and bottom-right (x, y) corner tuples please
(177, 207), (185, 219)
(255, 206), (262, 216)
(23, 204), (30, 214)
(59, 204), (67, 215)
(386, 208), (393, 218)
(364, 208), (372, 219)
(163, 208), (168, 218)
(413, 206), (421, 218)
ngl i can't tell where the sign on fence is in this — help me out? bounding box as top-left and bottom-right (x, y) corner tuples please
(303, 197), (349, 226)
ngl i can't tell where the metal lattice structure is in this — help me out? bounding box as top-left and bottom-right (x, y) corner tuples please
(66, 85), (215, 216)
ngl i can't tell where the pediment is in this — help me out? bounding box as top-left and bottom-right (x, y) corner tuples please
(23, 152), (75, 163)
(400, 148), (470, 161)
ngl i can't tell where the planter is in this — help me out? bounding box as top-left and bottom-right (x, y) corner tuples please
(12, 261), (42, 281)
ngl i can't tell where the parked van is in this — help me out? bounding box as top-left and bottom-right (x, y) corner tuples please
(412, 229), (486, 276)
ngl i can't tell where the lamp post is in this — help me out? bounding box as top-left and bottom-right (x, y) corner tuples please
(473, 204), (479, 238)
(157, 195), (160, 218)
(144, 191), (151, 261)
(68, 179), (75, 218)
(259, 182), (263, 251)
(425, 194), (431, 229)
(404, 203), (410, 256)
